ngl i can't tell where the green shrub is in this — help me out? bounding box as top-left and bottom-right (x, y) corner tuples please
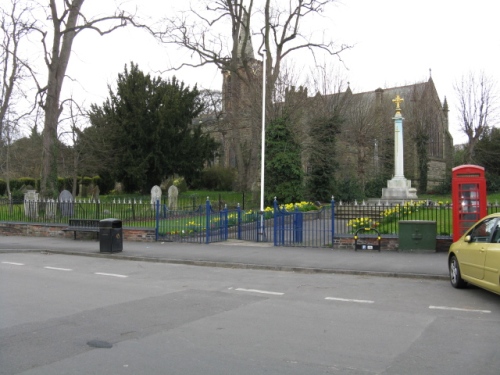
(94, 172), (114, 195)
(430, 178), (451, 195)
(57, 177), (74, 192)
(199, 166), (236, 191)
(92, 176), (101, 187)
(5, 178), (37, 194)
(81, 176), (93, 186)
(334, 177), (363, 202)
(18, 177), (36, 189)
(486, 172), (500, 193)
(0, 179), (6, 196)
(364, 176), (387, 198)
(11, 189), (25, 200)
(173, 177), (188, 193)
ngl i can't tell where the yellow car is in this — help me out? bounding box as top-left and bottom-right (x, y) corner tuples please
(448, 213), (500, 295)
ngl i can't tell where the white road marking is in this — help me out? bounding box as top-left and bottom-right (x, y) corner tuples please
(94, 272), (128, 278)
(325, 297), (375, 304)
(1, 262), (24, 266)
(429, 305), (491, 313)
(235, 288), (284, 296)
(44, 266), (73, 271)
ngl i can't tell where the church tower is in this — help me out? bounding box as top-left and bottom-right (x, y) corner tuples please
(219, 8), (263, 190)
(222, 8), (257, 113)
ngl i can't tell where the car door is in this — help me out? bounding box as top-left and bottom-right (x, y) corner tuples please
(483, 219), (500, 291)
(459, 217), (496, 280)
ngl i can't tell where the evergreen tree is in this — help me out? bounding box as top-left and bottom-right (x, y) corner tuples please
(414, 127), (429, 193)
(88, 63), (218, 192)
(306, 114), (342, 201)
(475, 127), (500, 174)
(264, 117), (303, 204)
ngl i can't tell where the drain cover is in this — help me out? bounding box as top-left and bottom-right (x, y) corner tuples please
(87, 340), (112, 349)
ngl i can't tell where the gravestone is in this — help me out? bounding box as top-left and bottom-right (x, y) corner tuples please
(91, 185), (100, 202)
(59, 190), (74, 217)
(168, 185), (179, 210)
(151, 185), (162, 210)
(114, 182), (123, 193)
(251, 181), (260, 205)
(79, 183), (88, 198)
(45, 199), (56, 219)
(24, 190), (39, 218)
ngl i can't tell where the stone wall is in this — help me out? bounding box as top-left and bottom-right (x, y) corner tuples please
(427, 158), (447, 189)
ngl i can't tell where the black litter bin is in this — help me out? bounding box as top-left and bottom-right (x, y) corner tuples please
(99, 218), (123, 253)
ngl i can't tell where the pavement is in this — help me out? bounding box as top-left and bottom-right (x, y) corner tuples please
(0, 236), (450, 281)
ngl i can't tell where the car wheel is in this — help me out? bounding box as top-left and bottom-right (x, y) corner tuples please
(449, 255), (467, 289)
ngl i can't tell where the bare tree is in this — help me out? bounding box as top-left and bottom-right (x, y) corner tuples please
(0, 118), (19, 200)
(199, 89), (223, 118)
(156, 0), (349, 190)
(0, 0), (37, 143)
(57, 97), (88, 197)
(159, 0), (348, 90)
(454, 71), (498, 164)
(341, 94), (379, 193)
(33, 0), (150, 197)
(0, 0), (41, 200)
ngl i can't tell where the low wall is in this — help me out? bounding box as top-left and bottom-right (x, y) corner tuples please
(334, 234), (452, 252)
(0, 222), (156, 242)
(0, 222), (452, 251)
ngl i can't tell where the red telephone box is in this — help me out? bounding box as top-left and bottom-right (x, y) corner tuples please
(452, 165), (487, 241)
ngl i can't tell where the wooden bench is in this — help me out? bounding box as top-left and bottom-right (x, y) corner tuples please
(63, 219), (100, 240)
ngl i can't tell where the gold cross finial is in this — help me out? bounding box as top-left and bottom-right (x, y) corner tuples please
(392, 95), (404, 114)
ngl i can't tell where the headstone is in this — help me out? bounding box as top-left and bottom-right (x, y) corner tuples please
(91, 185), (100, 202)
(251, 181), (260, 203)
(168, 185), (179, 210)
(151, 185), (162, 210)
(59, 190), (74, 217)
(45, 199), (56, 219)
(24, 190), (39, 218)
(114, 182), (123, 193)
(79, 183), (88, 198)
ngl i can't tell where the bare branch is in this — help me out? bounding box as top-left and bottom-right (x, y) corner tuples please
(454, 71), (498, 163)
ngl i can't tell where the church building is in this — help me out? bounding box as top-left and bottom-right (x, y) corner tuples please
(200, 11), (453, 194)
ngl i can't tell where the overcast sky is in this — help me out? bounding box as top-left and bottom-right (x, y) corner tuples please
(62, 0), (499, 145)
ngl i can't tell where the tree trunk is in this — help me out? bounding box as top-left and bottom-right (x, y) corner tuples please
(40, 0), (84, 197)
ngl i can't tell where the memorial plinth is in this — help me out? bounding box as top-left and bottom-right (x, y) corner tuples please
(380, 95), (418, 202)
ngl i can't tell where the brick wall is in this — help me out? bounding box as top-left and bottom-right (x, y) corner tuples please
(334, 234), (451, 252)
(0, 223), (155, 242)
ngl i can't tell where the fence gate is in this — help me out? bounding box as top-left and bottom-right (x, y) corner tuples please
(155, 199), (229, 243)
(155, 198), (335, 247)
(273, 199), (334, 247)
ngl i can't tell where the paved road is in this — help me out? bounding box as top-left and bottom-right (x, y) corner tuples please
(1, 253), (499, 375)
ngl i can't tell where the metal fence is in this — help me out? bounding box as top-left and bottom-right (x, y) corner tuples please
(274, 200), (334, 247)
(0, 198), (157, 227)
(155, 200), (229, 243)
(4, 197), (500, 246)
(334, 201), (454, 235)
(155, 200), (273, 244)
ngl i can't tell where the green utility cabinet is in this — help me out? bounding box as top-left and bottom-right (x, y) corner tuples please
(398, 220), (437, 252)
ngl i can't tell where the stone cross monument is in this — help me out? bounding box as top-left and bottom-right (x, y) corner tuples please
(381, 95), (418, 201)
